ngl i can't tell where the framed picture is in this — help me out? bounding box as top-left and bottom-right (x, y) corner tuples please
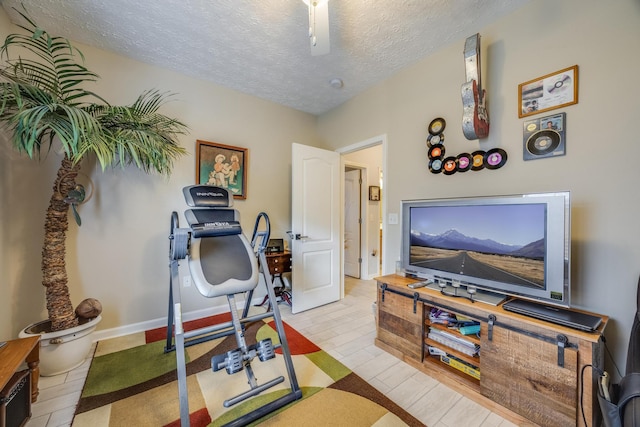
(369, 186), (380, 201)
(196, 140), (247, 199)
(518, 65), (578, 118)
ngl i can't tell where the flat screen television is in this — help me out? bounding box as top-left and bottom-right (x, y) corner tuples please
(401, 192), (571, 307)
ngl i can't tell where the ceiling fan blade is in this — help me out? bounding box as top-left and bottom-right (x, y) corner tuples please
(309, 1), (330, 56)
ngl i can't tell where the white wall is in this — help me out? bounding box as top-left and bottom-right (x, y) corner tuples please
(318, 0), (640, 376)
(0, 11), (321, 339)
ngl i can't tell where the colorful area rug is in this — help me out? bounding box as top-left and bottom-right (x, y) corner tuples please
(73, 313), (424, 426)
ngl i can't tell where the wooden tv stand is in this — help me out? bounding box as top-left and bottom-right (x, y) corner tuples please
(375, 274), (607, 427)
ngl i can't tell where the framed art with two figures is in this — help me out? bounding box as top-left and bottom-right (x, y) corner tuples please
(196, 140), (247, 199)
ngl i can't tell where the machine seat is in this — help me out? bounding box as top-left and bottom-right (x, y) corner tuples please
(189, 233), (258, 298)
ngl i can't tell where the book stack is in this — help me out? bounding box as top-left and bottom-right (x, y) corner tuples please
(440, 354), (480, 380)
(427, 327), (480, 356)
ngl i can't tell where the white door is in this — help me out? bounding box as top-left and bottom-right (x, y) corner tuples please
(344, 168), (361, 278)
(291, 143), (341, 313)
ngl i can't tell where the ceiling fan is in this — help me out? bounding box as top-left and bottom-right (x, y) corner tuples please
(303, 0), (330, 56)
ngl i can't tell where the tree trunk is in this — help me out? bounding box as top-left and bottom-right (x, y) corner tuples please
(42, 155), (80, 331)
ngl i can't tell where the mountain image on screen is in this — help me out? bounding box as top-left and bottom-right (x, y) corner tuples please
(410, 228), (545, 288)
(410, 229), (544, 259)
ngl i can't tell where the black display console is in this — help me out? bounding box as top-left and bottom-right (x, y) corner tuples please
(503, 299), (602, 332)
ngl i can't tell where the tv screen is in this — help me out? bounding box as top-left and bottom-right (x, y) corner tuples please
(401, 192), (570, 307)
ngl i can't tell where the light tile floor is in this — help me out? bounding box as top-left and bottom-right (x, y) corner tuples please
(27, 277), (519, 427)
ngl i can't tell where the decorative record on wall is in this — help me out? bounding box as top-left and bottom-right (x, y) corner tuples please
(471, 151), (485, 171)
(427, 133), (444, 147)
(484, 148), (508, 169)
(523, 112), (566, 160)
(442, 157), (457, 175)
(428, 117), (446, 135)
(429, 158), (443, 174)
(424, 117), (507, 175)
(456, 153), (472, 172)
(428, 145), (445, 159)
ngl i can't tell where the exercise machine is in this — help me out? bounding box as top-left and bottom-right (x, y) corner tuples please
(166, 185), (301, 427)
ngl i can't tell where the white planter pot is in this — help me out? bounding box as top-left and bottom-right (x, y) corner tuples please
(19, 315), (102, 376)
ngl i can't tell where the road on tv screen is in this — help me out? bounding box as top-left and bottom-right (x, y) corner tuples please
(413, 250), (543, 289)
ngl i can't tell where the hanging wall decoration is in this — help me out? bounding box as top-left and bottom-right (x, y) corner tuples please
(196, 140), (248, 199)
(426, 116), (506, 175)
(368, 186), (381, 201)
(461, 33), (490, 140)
(426, 117), (446, 174)
(518, 66), (578, 118)
(523, 113), (566, 160)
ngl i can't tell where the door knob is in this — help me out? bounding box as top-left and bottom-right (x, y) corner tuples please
(287, 231), (308, 240)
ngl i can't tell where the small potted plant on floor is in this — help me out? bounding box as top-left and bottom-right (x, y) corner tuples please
(0, 10), (188, 375)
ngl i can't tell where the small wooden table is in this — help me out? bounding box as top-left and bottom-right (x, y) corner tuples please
(265, 251), (292, 284)
(0, 336), (40, 402)
(263, 251), (292, 306)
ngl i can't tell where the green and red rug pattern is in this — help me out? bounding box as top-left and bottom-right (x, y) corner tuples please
(72, 313), (424, 426)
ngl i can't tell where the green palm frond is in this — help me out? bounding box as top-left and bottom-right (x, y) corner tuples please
(81, 90), (187, 174)
(0, 8), (187, 172)
(0, 81), (100, 157)
(1, 7), (102, 104)
(0, 8), (105, 157)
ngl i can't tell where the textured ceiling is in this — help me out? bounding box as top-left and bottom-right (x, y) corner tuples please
(1, 0), (529, 116)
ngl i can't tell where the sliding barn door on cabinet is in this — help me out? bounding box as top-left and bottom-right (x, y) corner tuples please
(481, 325), (578, 427)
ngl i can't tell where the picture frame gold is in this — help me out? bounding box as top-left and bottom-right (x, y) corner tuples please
(196, 140), (247, 199)
(518, 65), (578, 118)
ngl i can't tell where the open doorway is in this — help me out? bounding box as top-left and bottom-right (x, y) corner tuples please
(344, 166), (362, 278)
(340, 137), (385, 280)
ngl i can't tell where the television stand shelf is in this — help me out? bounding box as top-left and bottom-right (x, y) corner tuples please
(375, 274), (608, 427)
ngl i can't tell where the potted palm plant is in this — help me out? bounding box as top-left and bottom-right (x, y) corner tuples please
(0, 11), (187, 375)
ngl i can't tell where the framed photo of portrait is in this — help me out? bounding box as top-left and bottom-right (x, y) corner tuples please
(196, 140), (247, 199)
(518, 65), (578, 118)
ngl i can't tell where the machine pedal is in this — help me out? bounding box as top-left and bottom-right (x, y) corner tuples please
(257, 338), (275, 361)
(212, 348), (244, 374)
